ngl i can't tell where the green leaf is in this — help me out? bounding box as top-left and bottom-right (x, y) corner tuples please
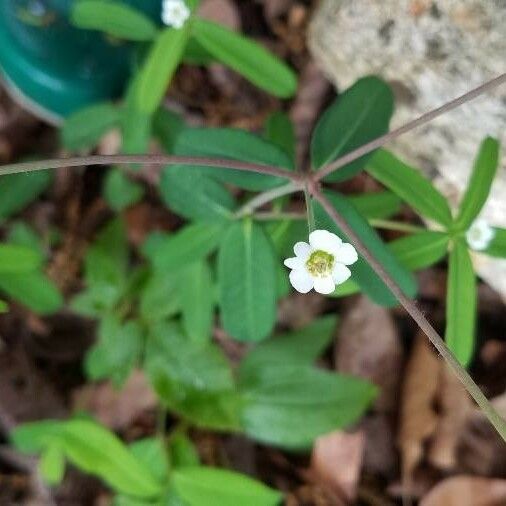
(218, 220), (277, 342)
(85, 316), (143, 387)
(71, 0), (158, 41)
(173, 127), (293, 190)
(0, 271), (63, 314)
(0, 244), (41, 273)
(13, 419), (162, 498)
(61, 102), (121, 151)
(240, 366), (376, 449)
(348, 191), (402, 220)
(445, 239), (476, 367)
(311, 77), (394, 181)
(192, 18), (297, 98)
(137, 26), (191, 114)
(484, 227), (506, 258)
(239, 316), (337, 381)
(183, 37), (215, 65)
(7, 222), (45, 255)
(139, 270), (181, 322)
(389, 231), (449, 270)
(314, 191), (417, 306)
(160, 165), (236, 221)
(168, 433), (200, 468)
(144, 222), (225, 272)
(153, 109), (185, 153)
(267, 219), (307, 259)
(130, 438), (170, 483)
(264, 111), (296, 166)
(180, 261), (214, 343)
(367, 149), (453, 227)
(0, 171), (52, 219)
(104, 170), (144, 212)
(456, 137), (500, 230)
(39, 443), (65, 485)
(0, 299), (7, 312)
(172, 466), (281, 506)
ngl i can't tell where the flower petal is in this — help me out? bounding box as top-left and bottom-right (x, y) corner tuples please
(309, 230), (342, 253)
(289, 269), (314, 294)
(313, 276), (336, 295)
(284, 257), (305, 270)
(335, 243), (358, 265)
(332, 263), (352, 284)
(466, 219), (496, 251)
(293, 241), (311, 260)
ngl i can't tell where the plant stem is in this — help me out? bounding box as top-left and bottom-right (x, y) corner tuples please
(369, 219), (426, 234)
(315, 73), (506, 181)
(311, 187), (506, 442)
(0, 154), (300, 181)
(235, 182), (301, 218)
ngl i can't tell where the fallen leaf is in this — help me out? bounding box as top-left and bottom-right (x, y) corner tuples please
(398, 332), (440, 484)
(198, 0), (240, 29)
(72, 370), (157, 430)
(420, 476), (506, 506)
(310, 430), (365, 503)
(336, 296), (403, 412)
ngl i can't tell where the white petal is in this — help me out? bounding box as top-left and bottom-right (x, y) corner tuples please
(289, 269), (314, 294)
(309, 229), (342, 253)
(466, 219), (496, 251)
(284, 257), (304, 270)
(332, 263), (352, 284)
(313, 276), (336, 295)
(335, 243), (358, 265)
(293, 241), (311, 260)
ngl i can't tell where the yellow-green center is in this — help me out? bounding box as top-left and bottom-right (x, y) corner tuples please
(306, 250), (334, 277)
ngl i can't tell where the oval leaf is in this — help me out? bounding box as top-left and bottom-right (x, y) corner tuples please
(192, 18), (297, 98)
(218, 220), (276, 341)
(0, 244), (42, 273)
(445, 239), (476, 367)
(311, 76), (394, 181)
(71, 0), (158, 41)
(367, 149), (453, 227)
(456, 137), (500, 230)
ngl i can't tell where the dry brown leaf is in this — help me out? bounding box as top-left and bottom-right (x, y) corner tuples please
(420, 476), (506, 506)
(428, 364), (473, 471)
(72, 370), (157, 430)
(336, 296), (403, 412)
(198, 0), (240, 29)
(310, 430), (365, 503)
(398, 331), (440, 483)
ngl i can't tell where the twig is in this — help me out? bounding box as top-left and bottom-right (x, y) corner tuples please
(314, 73), (506, 181)
(310, 186), (506, 441)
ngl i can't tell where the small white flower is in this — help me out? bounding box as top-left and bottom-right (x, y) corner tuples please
(284, 229), (358, 295)
(466, 219), (495, 251)
(162, 0), (190, 29)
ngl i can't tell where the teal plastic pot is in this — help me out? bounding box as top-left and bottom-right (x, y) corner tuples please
(0, 0), (162, 122)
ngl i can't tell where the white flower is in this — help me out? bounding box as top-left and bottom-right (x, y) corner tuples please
(284, 229), (358, 295)
(466, 219), (495, 251)
(162, 0), (190, 29)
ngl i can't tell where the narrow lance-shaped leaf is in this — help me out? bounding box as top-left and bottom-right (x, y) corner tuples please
(314, 191), (417, 306)
(192, 18), (297, 98)
(173, 127), (293, 190)
(218, 220), (277, 341)
(367, 149), (453, 227)
(348, 191), (402, 220)
(71, 0), (159, 41)
(484, 227), (506, 258)
(137, 26), (191, 113)
(455, 137), (500, 230)
(311, 76), (394, 181)
(445, 239), (476, 367)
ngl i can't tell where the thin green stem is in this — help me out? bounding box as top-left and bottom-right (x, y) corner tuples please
(311, 187), (506, 442)
(235, 182), (302, 218)
(369, 219), (426, 234)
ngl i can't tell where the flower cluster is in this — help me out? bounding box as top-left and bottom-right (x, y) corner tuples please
(284, 230), (358, 295)
(162, 0), (190, 29)
(466, 219), (495, 251)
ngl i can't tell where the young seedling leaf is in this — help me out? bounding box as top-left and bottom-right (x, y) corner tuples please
(311, 76), (394, 181)
(192, 18), (297, 98)
(367, 149), (453, 227)
(71, 0), (158, 41)
(455, 137), (500, 230)
(218, 220), (277, 341)
(446, 239), (476, 367)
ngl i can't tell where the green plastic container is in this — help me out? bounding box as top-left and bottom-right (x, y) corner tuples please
(0, 0), (162, 122)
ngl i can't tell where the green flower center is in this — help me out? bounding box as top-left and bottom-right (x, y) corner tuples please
(306, 250), (334, 277)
